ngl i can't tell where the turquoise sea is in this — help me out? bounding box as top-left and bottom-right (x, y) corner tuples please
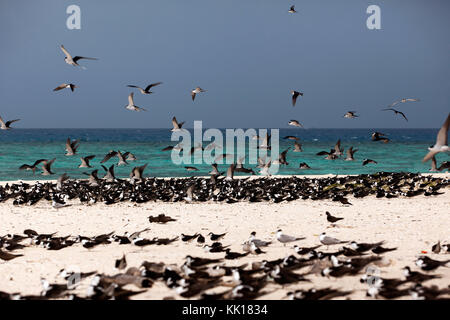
(0, 128), (446, 181)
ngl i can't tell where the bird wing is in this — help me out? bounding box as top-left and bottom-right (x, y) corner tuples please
(60, 45), (72, 59)
(85, 155), (96, 161)
(398, 111), (408, 122)
(172, 117), (180, 129)
(101, 151), (117, 163)
(53, 84), (68, 91)
(5, 119), (20, 127)
(32, 159), (47, 167)
(435, 113), (450, 146)
(423, 150), (439, 163)
(127, 85), (141, 89)
(191, 91), (196, 101)
(128, 92), (134, 105)
(145, 82), (162, 91)
(292, 94), (298, 107)
(73, 56), (98, 62)
(334, 139), (341, 153)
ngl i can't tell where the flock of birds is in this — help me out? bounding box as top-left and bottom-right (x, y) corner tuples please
(1, 40), (449, 179)
(0, 171), (447, 207)
(1, 214), (449, 300)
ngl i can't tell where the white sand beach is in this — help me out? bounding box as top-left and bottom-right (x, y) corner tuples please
(0, 174), (449, 300)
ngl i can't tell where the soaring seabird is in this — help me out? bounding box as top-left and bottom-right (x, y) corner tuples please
(291, 90), (303, 106)
(19, 159), (47, 174)
(0, 116), (20, 130)
(53, 83), (77, 92)
(191, 87), (206, 101)
(125, 92), (147, 111)
(288, 120), (303, 128)
(344, 111), (358, 118)
(209, 163), (223, 176)
(41, 158), (56, 176)
(116, 151), (128, 166)
(171, 117), (185, 132)
(127, 82), (162, 95)
(382, 108), (408, 122)
(225, 163), (236, 180)
(345, 147), (358, 161)
(56, 173), (69, 190)
(65, 138), (79, 156)
(260, 133), (271, 149)
(288, 5), (297, 13)
(83, 169), (101, 186)
(371, 132), (390, 143)
(334, 139), (344, 156)
(422, 113), (449, 162)
(129, 164), (147, 182)
(389, 98), (420, 107)
(299, 162), (311, 169)
(293, 141), (302, 152)
(79, 155), (95, 168)
(362, 159), (377, 166)
(60, 45), (98, 68)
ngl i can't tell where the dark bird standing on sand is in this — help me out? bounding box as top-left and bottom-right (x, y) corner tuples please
(326, 211), (344, 223)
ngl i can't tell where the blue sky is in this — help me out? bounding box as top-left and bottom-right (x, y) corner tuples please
(0, 0), (449, 128)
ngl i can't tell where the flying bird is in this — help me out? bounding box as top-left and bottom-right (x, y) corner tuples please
(60, 45), (98, 68)
(345, 147), (358, 161)
(171, 117), (185, 132)
(0, 116), (20, 130)
(371, 132), (390, 143)
(191, 87), (206, 101)
(344, 111), (358, 119)
(127, 82), (162, 95)
(125, 92), (147, 112)
(291, 90), (303, 106)
(293, 141), (302, 152)
(65, 138), (79, 156)
(362, 159), (377, 166)
(41, 158), (56, 176)
(53, 83), (77, 92)
(78, 155), (95, 168)
(382, 108), (408, 122)
(389, 98), (420, 107)
(422, 113), (449, 162)
(288, 5), (297, 13)
(19, 159), (47, 174)
(288, 120), (303, 128)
